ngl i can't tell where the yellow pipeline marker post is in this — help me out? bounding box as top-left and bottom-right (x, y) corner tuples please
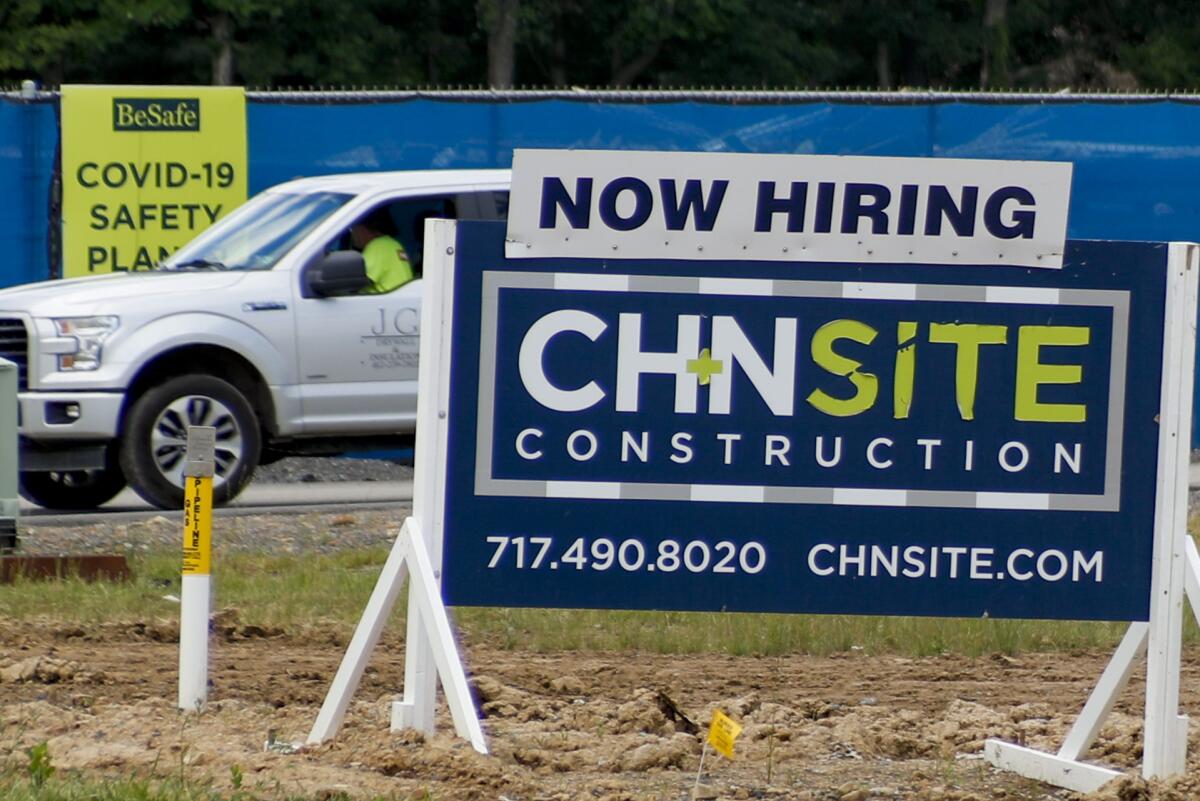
(178, 426), (215, 711)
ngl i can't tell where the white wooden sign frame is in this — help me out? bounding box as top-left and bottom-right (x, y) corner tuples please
(984, 242), (1200, 791)
(308, 222), (1197, 790)
(308, 219), (487, 754)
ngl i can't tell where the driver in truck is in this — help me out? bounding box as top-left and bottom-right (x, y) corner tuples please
(349, 207), (414, 294)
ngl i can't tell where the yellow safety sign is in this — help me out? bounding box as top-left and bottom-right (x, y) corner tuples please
(60, 85), (247, 277)
(182, 475), (212, 575)
(706, 709), (743, 759)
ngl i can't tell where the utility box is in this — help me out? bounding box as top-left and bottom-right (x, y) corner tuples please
(0, 358), (17, 550)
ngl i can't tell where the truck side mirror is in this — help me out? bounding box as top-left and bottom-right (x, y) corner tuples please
(306, 251), (369, 297)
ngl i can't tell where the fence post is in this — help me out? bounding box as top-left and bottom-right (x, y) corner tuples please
(19, 80), (45, 284)
(0, 358), (17, 550)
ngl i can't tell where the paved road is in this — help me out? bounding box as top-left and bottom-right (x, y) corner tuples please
(18, 465), (1200, 526)
(20, 480), (415, 525)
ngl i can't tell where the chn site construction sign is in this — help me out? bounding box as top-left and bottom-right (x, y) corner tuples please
(435, 149), (1176, 622)
(320, 148), (1193, 786)
(60, 85), (247, 277)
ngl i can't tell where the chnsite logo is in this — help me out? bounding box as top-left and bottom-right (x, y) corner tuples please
(494, 284), (1110, 493)
(112, 98), (200, 132)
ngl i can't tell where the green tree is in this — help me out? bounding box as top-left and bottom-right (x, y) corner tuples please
(516, 0), (749, 88)
(0, 0), (130, 85)
(1113, 0), (1200, 88)
(649, 0), (845, 88)
(980, 0), (1010, 87)
(3, 0), (1200, 90)
(479, 0), (520, 87)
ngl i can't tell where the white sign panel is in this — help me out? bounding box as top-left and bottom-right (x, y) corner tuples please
(505, 149), (1072, 268)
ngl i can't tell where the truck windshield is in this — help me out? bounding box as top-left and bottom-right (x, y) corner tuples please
(159, 190), (353, 271)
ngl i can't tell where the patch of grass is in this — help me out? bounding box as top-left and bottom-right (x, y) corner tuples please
(0, 534), (1196, 658)
(452, 607), (1144, 657)
(0, 548), (398, 632)
(0, 770), (402, 800)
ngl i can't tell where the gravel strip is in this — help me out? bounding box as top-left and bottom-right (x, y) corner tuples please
(17, 507), (410, 557)
(252, 455), (413, 484)
(18, 457), (413, 557)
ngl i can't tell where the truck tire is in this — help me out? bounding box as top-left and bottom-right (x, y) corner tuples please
(18, 448), (126, 510)
(120, 374), (262, 510)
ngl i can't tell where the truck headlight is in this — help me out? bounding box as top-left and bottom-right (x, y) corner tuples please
(52, 316), (119, 371)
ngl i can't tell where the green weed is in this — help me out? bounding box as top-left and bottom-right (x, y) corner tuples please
(24, 741), (54, 787)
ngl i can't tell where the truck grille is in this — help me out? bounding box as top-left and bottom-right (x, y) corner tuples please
(0, 318), (28, 390)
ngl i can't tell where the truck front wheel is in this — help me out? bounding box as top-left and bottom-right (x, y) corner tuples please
(19, 447), (127, 510)
(120, 374), (262, 510)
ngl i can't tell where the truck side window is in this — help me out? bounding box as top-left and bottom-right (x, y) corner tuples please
(326, 191), (506, 282)
(460, 191), (509, 221)
(390, 196), (456, 277)
(488, 191), (511, 220)
(319, 195), (458, 283)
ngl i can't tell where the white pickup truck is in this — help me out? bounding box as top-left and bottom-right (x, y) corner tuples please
(1, 169), (511, 510)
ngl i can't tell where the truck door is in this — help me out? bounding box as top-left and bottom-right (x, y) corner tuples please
(291, 189), (507, 434)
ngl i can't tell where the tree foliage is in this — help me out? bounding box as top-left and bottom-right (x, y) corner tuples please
(2, 0), (1198, 90)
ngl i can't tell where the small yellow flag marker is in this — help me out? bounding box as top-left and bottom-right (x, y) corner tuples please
(694, 708), (743, 797)
(707, 709), (743, 759)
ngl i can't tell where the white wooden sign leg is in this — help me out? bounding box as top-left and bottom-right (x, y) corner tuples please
(983, 741), (1123, 793)
(399, 519), (487, 753)
(1142, 243), (1196, 778)
(983, 623), (1141, 794)
(391, 216), (458, 740)
(1185, 535), (1200, 628)
(1057, 622), (1148, 761)
(392, 608), (438, 733)
(308, 519), (486, 753)
(307, 523), (412, 745)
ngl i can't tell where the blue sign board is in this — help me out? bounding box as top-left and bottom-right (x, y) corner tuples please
(440, 221), (1169, 621)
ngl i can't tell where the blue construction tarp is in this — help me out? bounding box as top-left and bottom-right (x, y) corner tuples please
(0, 96), (58, 287)
(246, 95), (1200, 246)
(7, 90), (1200, 279)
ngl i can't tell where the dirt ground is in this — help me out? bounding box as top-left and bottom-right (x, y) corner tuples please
(1, 617), (1198, 801)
